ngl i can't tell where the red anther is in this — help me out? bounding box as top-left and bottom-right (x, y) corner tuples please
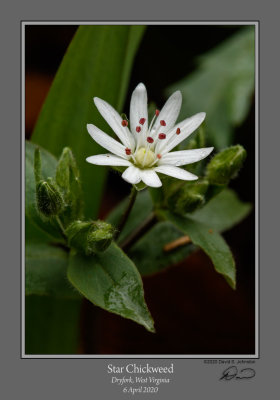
(158, 133), (166, 140)
(155, 109), (160, 116)
(160, 120), (166, 126)
(136, 126), (141, 133)
(157, 154), (162, 159)
(121, 120), (128, 127)
(176, 127), (181, 135)
(147, 137), (154, 143)
(125, 148), (132, 155)
(139, 118), (146, 125)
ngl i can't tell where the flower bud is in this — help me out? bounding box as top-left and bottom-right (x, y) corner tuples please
(168, 179), (209, 215)
(36, 178), (64, 217)
(66, 220), (114, 255)
(206, 145), (247, 185)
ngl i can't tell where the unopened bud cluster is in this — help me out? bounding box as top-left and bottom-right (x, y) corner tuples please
(168, 179), (209, 215)
(34, 146), (82, 223)
(206, 145), (246, 185)
(165, 145), (247, 215)
(66, 220), (114, 255)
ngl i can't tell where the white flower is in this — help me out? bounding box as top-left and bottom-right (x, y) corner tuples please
(86, 83), (213, 188)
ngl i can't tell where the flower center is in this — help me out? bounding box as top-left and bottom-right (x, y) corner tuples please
(135, 147), (156, 168)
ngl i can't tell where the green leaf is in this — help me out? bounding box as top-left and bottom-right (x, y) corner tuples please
(25, 141), (63, 240)
(55, 147), (84, 226)
(129, 221), (196, 276)
(106, 189), (153, 243)
(190, 188), (252, 232)
(166, 27), (255, 148)
(159, 210), (236, 289)
(67, 243), (154, 332)
(25, 296), (81, 354)
(31, 25), (146, 218)
(130, 189), (250, 277)
(26, 241), (79, 299)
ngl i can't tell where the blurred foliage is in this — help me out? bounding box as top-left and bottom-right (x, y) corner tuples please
(31, 25), (146, 218)
(26, 25), (146, 353)
(25, 296), (81, 355)
(26, 241), (79, 298)
(166, 27), (255, 149)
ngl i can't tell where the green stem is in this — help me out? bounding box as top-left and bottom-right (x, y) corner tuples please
(115, 186), (138, 241)
(56, 216), (67, 239)
(120, 212), (158, 252)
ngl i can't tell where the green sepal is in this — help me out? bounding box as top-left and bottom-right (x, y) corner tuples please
(206, 145), (247, 185)
(133, 181), (147, 191)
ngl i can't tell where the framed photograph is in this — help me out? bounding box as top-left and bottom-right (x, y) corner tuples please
(23, 23), (257, 360)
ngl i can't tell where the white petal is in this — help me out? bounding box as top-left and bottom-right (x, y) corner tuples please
(159, 147), (214, 166)
(86, 154), (132, 167)
(87, 124), (128, 159)
(140, 169), (162, 187)
(129, 83), (148, 142)
(94, 97), (135, 149)
(151, 91), (182, 135)
(157, 112), (206, 154)
(122, 166), (141, 184)
(154, 165), (198, 181)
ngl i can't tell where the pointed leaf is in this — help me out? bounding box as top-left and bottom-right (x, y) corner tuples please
(67, 243), (154, 332)
(159, 210), (236, 289)
(190, 188), (252, 232)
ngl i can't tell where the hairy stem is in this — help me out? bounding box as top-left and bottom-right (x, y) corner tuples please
(56, 216), (67, 239)
(115, 186), (138, 241)
(120, 212), (158, 252)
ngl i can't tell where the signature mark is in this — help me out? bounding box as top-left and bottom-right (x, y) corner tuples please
(220, 366), (256, 381)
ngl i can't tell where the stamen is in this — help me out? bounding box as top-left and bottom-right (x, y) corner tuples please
(160, 120), (166, 126)
(157, 154), (162, 159)
(139, 118), (146, 125)
(121, 120), (128, 127)
(125, 148), (131, 155)
(176, 127), (181, 135)
(158, 133), (166, 140)
(155, 109), (160, 116)
(147, 137), (154, 144)
(148, 114), (157, 133)
(136, 126), (141, 133)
